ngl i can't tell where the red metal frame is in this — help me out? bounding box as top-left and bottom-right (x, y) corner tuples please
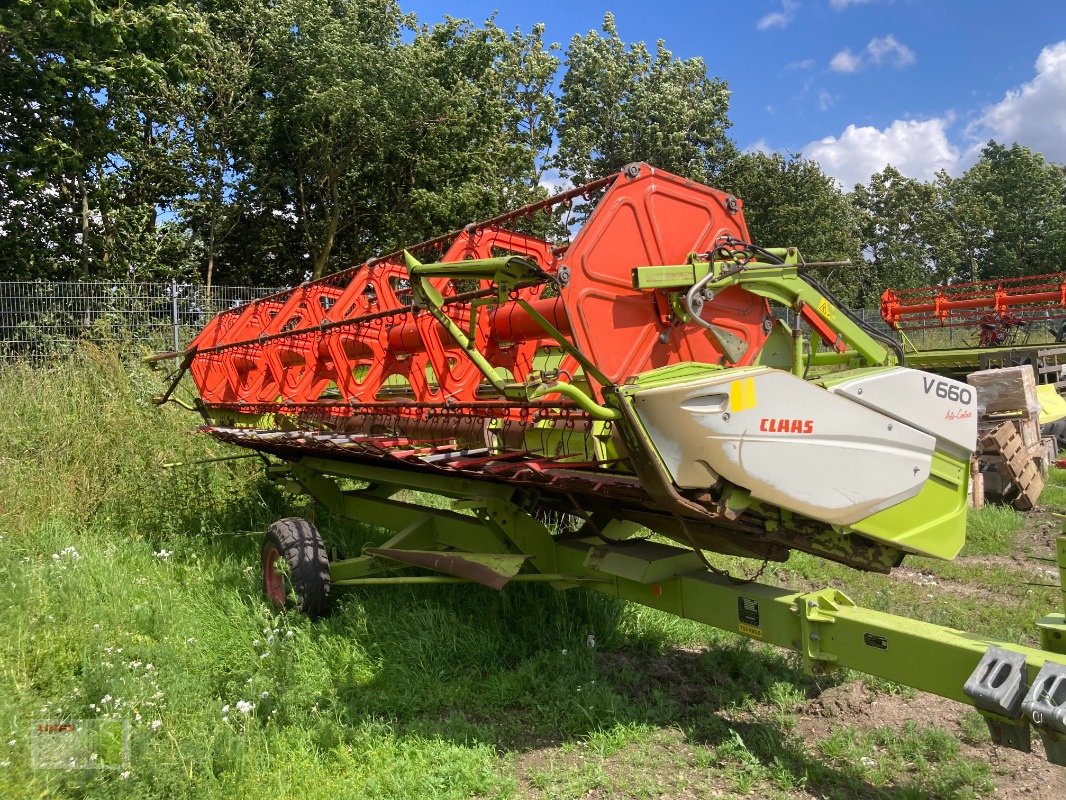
(186, 164), (769, 431)
(881, 273), (1066, 346)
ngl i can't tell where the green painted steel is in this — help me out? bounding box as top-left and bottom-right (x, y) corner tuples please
(271, 457), (1066, 717)
(631, 249), (893, 370)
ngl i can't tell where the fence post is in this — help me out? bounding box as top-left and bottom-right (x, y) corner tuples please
(170, 279), (180, 352)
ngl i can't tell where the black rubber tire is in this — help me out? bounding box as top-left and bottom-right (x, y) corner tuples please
(261, 517), (331, 618)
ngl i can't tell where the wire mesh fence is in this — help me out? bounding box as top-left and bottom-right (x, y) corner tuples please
(0, 281), (286, 363)
(0, 279), (913, 365)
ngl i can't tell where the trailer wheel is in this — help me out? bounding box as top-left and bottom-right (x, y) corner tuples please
(261, 517), (331, 618)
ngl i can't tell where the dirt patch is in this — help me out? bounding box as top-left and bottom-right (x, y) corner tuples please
(1011, 506), (1060, 560)
(794, 681), (1066, 800)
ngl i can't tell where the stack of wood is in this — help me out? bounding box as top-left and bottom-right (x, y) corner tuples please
(967, 365), (1056, 510)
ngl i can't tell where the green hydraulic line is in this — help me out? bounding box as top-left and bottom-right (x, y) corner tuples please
(528, 381), (621, 420)
(404, 250), (621, 420)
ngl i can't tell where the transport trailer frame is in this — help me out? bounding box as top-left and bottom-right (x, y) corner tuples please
(903, 343), (1066, 388)
(259, 453), (1066, 766)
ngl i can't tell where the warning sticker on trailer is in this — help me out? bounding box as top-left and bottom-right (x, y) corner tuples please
(738, 597), (761, 637)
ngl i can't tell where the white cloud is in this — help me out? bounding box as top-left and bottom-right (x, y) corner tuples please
(969, 41), (1066, 162)
(802, 118), (959, 188)
(745, 138), (775, 155)
(830, 34), (915, 72)
(830, 0), (875, 8)
(830, 49), (862, 73)
(867, 35), (915, 67)
(757, 0), (799, 31)
(817, 89), (834, 111)
(785, 58), (815, 71)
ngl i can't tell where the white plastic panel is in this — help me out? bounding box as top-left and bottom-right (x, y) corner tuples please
(830, 368), (977, 459)
(633, 368), (936, 525)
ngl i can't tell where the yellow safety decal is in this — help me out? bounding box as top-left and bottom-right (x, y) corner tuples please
(729, 377), (757, 412)
(738, 623), (763, 639)
(817, 298), (834, 319)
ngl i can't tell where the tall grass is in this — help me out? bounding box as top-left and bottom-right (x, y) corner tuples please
(0, 351), (730, 797)
(0, 350), (1001, 798)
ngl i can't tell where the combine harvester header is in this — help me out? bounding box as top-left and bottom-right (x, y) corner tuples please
(161, 164), (1066, 764)
(882, 272), (1066, 348)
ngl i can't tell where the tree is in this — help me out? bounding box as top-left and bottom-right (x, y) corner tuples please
(851, 165), (949, 301)
(937, 142), (1066, 282)
(553, 13), (734, 187)
(206, 1), (556, 283)
(0, 0), (205, 280)
(718, 151), (864, 304)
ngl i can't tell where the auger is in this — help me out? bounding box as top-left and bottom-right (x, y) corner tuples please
(159, 163), (1066, 763)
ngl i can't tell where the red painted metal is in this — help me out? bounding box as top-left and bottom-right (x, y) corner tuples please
(186, 164), (770, 429)
(262, 546), (286, 607)
(881, 272), (1066, 345)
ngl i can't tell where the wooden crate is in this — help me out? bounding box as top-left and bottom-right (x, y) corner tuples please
(976, 421), (1046, 509)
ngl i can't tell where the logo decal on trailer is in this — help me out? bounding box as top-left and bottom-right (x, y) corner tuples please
(759, 418), (814, 434)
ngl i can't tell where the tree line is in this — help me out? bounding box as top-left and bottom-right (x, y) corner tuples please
(3, 1), (1065, 306)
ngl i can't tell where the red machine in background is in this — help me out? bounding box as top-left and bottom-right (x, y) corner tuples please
(881, 272), (1066, 347)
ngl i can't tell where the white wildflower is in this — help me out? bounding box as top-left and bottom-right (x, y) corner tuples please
(221, 704), (230, 714)
(120, 770), (131, 780)
(259, 691), (269, 700)
(235, 700), (255, 715)
(153, 549), (172, 560)
(150, 720), (162, 731)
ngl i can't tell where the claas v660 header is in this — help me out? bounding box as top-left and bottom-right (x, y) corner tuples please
(157, 164), (1066, 763)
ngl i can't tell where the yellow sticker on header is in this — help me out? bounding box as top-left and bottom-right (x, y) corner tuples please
(817, 298), (834, 319)
(729, 377), (757, 412)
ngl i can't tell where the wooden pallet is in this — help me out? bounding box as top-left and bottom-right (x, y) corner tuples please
(978, 421), (1046, 510)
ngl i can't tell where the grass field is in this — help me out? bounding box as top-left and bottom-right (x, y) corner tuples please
(1, 349), (1065, 798)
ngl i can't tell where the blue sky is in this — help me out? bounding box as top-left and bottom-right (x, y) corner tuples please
(400, 0), (1066, 188)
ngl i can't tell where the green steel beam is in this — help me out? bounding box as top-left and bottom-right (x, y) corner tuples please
(274, 456), (1066, 746)
(631, 253), (892, 368)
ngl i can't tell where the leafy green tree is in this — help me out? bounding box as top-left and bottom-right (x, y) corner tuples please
(553, 13), (734, 186)
(502, 23), (560, 190)
(718, 151), (864, 303)
(208, 1), (557, 282)
(851, 165), (949, 302)
(936, 142), (1066, 282)
(0, 0), (204, 280)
